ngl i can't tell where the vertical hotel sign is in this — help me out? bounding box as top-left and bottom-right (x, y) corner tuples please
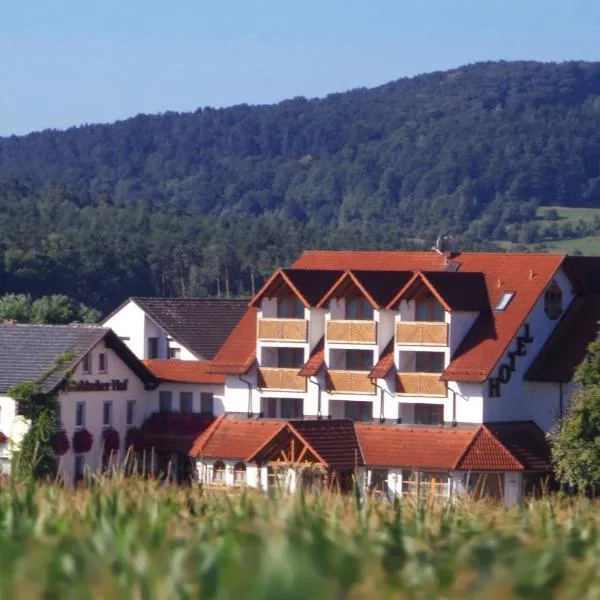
(488, 324), (534, 398)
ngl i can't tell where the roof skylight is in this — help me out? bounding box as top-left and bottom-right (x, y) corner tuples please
(495, 292), (515, 311)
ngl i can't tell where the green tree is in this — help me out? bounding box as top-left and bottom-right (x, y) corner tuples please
(551, 339), (600, 489)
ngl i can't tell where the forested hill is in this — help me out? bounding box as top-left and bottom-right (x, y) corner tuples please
(2, 60), (600, 311)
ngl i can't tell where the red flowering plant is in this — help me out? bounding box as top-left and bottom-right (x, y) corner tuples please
(102, 428), (120, 453)
(72, 429), (93, 453)
(50, 431), (70, 456)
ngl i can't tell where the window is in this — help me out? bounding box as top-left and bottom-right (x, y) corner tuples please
(102, 401), (113, 427)
(369, 469), (389, 493)
(74, 455), (85, 482)
(415, 296), (445, 322)
(55, 403), (62, 426)
(344, 401), (373, 422)
(415, 352), (444, 373)
(414, 403), (444, 425)
(345, 297), (374, 320)
(168, 346), (181, 359)
(346, 350), (373, 371)
(148, 337), (159, 359)
(281, 398), (303, 419)
(233, 462), (246, 486)
(265, 397), (278, 418)
(180, 392), (194, 414)
(81, 354), (91, 374)
(495, 292), (515, 311)
(98, 352), (107, 373)
(401, 470), (448, 500)
(212, 461), (226, 484)
(277, 348), (304, 368)
(126, 400), (136, 426)
(544, 281), (563, 320)
(277, 297), (304, 319)
(200, 393), (214, 415)
(159, 391), (173, 412)
(75, 402), (85, 428)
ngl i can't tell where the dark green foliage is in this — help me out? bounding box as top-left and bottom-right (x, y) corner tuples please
(0, 293), (99, 324)
(9, 352), (73, 480)
(551, 340), (600, 489)
(2, 61), (600, 311)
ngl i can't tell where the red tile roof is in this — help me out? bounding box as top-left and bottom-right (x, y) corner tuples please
(139, 412), (215, 453)
(369, 339), (395, 378)
(250, 269), (343, 308)
(209, 307), (258, 374)
(189, 416), (285, 459)
(526, 294), (600, 383)
(457, 422), (551, 471)
(299, 337), (325, 376)
(213, 251), (566, 382)
(355, 424), (478, 469)
(143, 359), (225, 384)
(318, 270), (413, 308)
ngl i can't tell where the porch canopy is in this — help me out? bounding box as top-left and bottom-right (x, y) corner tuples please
(249, 419), (364, 471)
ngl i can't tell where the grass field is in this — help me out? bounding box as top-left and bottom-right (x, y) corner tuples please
(1, 477), (600, 599)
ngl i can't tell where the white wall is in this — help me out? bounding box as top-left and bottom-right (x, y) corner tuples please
(221, 369), (260, 415)
(448, 311), (480, 356)
(308, 308), (325, 349)
(483, 268), (575, 425)
(103, 300), (146, 359)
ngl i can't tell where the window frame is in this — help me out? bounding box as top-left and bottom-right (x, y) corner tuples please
(148, 337), (159, 359)
(102, 400), (113, 427)
(212, 461), (226, 484)
(180, 391), (194, 414)
(98, 352), (108, 374)
(277, 297), (304, 319)
(200, 392), (214, 416)
(126, 400), (136, 426)
(281, 397), (304, 419)
(233, 462), (247, 486)
(159, 390), (173, 413)
(75, 401), (85, 428)
(81, 353), (91, 374)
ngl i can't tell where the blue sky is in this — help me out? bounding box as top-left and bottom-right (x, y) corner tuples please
(2, 0), (600, 135)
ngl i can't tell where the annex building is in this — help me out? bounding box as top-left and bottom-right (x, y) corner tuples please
(1, 251), (599, 506)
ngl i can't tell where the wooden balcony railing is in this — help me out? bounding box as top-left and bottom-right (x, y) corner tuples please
(395, 373), (447, 397)
(326, 370), (376, 395)
(257, 368), (307, 392)
(327, 320), (377, 344)
(396, 322), (448, 346)
(258, 319), (308, 342)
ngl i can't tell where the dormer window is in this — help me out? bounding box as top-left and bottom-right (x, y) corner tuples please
(345, 298), (373, 320)
(415, 295), (444, 322)
(495, 292), (515, 311)
(544, 281), (563, 320)
(277, 297), (304, 319)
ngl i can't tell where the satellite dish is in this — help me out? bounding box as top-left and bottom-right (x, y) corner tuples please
(432, 235), (452, 255)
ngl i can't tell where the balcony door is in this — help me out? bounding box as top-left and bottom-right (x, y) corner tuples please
(415, 352), (444, 373)
(345, 297), (373, 320)
(344, 401), (373, 422)
(278, 297), (304, 319)
(277, 348), (304, 369)
(415, 296), (444, 322)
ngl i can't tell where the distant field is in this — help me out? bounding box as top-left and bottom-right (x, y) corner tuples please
(537, 206), (600, 224)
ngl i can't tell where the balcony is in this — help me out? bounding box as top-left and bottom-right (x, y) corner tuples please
(326, 370), (376, 395)
(396, 322), (448, 346)
(327, 320), (377, 344)
(257, 368), (307, 392)
(258, 319), (308, 342)
(395, 373), (447, 397)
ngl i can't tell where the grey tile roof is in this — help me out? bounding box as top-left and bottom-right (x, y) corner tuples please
(127, 298), (249, 360)
(0, 324), (108, 394)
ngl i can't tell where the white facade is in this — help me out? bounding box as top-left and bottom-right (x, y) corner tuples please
(103, 299), (198, 361)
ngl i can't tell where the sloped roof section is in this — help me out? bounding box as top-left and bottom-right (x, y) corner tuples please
(457, 422), (551, 471)
(355, 424), (478, 469)
(250, 269), (343, 308)
(128, 298), (248, 360)
(526, 294), (600, 383)
(299, 337), (324, 377)
(210, 307), (258, 374)
(0, 324), (158, 394)
(369, 339), (395, 379)
(143, 359), (225, 384)
(189, 415), (285, 459)
(289, 419), (364, 468)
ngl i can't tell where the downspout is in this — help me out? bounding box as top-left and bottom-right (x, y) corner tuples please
(559, 382), (564, 424)
(309, 375), (323, 419)
(238, 374), (254, 418)
(371, 378), (394, 423)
